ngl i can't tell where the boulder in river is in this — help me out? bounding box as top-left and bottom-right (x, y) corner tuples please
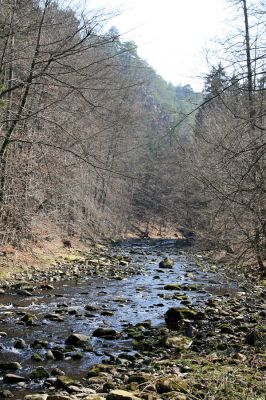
(65, 333), (90, 347)
(165, 307), (197, 330)
(159, 257), (174, 268)
(56, 375), (78, 389)
(92, 327), (120, 339)
(21, 313), (36, 325)
(4, 374), (26, 384)
(14, 338), (26, 349)
(0, 362), (22, 371)
(30, 367), (49, 379)
(164, 284), (181, 290)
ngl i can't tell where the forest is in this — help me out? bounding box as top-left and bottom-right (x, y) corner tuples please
(0, 0), (265, 274)
(0, 2), (265, 400)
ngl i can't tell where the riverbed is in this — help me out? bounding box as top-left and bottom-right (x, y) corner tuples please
(0, 239), (238, 396)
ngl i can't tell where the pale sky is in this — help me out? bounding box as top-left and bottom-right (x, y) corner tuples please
(76, 0), (230, 91)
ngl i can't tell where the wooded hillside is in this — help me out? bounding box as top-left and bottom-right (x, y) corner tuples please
(0, 0), (265, 273)
(0, 0), (199, 244)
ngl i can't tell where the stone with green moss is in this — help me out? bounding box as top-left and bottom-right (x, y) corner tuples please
(0, 362), (22, 371)
(87, 363), (117, 378)
(159, 257), (174, 268)
(65, 333), (90, 347)
(156, 375), (188, 394)
(164, 284), (181, 290)
(30, 367), (49, 379)
(161, 335), (193, 350)
(56, 375), (77, 388)
(165, 307), (197, 330)
(31, 353), (43, 361)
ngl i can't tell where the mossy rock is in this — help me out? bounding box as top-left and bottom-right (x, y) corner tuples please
(161, 335), (193, 351)
(31, 339), (48, 349)
(132, 338), (155, 351)
(159, 257), (174, 268)
(87, 363), (117, 378)
(21, 313), (36, 325)
(164, 284), (181, 291)
(30, 367), (49, 379)
(65, 333), (90, 347)
(218, 323), (234, 334)
(127, 373), (151, 384)
(56, 375), (77, 388)
(0, 362), (22, 371)
(165, 307), (197, 330)
(93, 327), (120, 339)
(156, 375), (188, 394)
(14, 339), (26, 349)
(135, 320), (151, 328)
(31, 353), (43, 362)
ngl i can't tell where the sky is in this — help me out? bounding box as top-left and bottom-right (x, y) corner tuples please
(76, 0), (230, 91)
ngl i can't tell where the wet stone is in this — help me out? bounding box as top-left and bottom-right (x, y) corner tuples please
(159, 257), (174, 269)
(4, 374), (26, 384)
(32, 339), (49, 349)
(51, 349), (65, 360)
(31, 367), (50, 379)
(65, 333), (90, 347)
(51, 368), (65, 376)
(17, 289), (33, 296)
(14, 338), (26, 349)
(93, 327), (120, 339)
(0, 362), (22, 371)
(31, 353), (43, 361)
(165, 307), (197, 330)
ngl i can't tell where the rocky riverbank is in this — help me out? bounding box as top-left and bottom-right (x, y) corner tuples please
(0, 240), (265, 400)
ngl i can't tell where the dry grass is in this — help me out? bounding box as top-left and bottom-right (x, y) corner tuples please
(0, 218), (92, 281)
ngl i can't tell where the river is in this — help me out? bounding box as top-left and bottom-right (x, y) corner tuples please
(0, 239), (237, 395)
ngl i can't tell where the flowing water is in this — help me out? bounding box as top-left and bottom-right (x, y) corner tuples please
(0, 239), (237, 393)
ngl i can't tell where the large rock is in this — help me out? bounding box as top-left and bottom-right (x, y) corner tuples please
(92, 327), (120, 339)
(14, 339), (26, 349)
(165, 307), (197, 330)
(106, 390), (141, 400)
(0, 362), (22, 371)
(30, 367), (49, 379)
(56, 375), (78, 389)
(0, 390), (13, 398)
(87, 363), (117, 378)
(4, 374), (26, 384)
(156, 375), (188, 394)
(65, 333), (90, 347)
(164, 284), (181, 290)
(159, 257), (174, 269)
(161, 335), (192, 350)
